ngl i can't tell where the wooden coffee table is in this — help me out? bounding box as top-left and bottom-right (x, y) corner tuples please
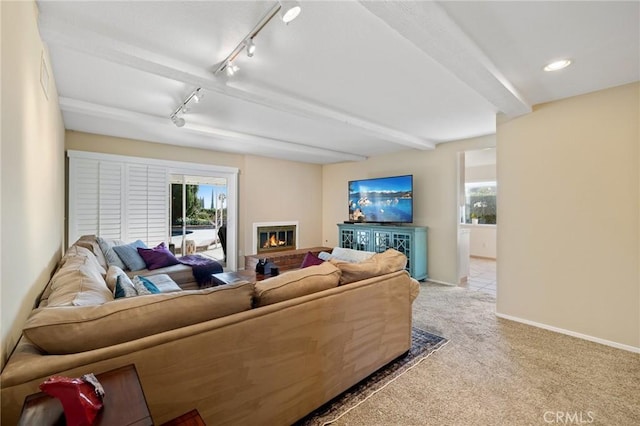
(211, 269), (274, 286)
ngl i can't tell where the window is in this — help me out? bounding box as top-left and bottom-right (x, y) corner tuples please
(465, 181), (497, 224)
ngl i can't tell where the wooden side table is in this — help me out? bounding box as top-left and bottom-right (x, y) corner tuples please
(161, 409), (205, 426)
(18, 364), (152, 426)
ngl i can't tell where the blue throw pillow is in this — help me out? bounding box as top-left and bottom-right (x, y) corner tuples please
(114, 275), (138, 299)
(97, 237), (127, 270)
(112, 240), (148, 271)
(137, 276), (161, 294)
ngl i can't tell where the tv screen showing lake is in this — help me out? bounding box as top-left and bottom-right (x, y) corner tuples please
(348, 176), (413, 223)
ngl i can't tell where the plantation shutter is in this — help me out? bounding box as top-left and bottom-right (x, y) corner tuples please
(69, 158), (99, 240)
(124, 164), (167, 246)
(69, 156), (168, 247)
(98, 161), (123, 239)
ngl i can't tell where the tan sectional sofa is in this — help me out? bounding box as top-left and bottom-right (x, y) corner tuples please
(0, 238), (419, 425)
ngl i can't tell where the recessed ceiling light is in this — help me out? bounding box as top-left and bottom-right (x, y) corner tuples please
(544, 59), (572, 72)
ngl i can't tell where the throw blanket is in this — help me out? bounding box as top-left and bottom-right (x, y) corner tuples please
(179, 255), (223, 287)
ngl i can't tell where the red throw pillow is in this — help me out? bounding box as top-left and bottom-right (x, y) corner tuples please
(300, 251), (324, 268)
(137, 242), (180, 270)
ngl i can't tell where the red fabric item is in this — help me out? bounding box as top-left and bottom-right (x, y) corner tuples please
(39, 376), (103, 426)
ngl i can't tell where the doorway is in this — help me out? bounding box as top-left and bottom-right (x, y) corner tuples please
(170, 175), (228, 264)
(457, 148), (497, 294)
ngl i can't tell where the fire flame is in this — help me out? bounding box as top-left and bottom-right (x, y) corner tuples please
(263, 234), (286, 248)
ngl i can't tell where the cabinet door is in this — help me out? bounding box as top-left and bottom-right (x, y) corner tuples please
(392, 231), (413, 273)
(373, 230), (393, 253)
(340, 228), (356, 249)
(354, 229), (371, 251)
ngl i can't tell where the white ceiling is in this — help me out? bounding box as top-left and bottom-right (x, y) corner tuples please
(37, 1), (640, 164)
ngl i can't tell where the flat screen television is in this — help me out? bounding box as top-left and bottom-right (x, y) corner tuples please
(348, 175), (413, 224)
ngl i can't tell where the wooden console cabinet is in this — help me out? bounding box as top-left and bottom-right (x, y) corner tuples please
(337, 223), (428, 280)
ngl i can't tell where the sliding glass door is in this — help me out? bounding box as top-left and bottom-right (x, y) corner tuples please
(169, 175), (228, 263)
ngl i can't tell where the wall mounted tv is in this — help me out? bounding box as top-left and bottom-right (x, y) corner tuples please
(348, 175), (413, 224)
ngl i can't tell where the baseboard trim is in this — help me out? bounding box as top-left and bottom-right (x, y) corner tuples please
(495, 312), (640, 354)
(425, 279), (457, 287)
(470, 255), (497, 260)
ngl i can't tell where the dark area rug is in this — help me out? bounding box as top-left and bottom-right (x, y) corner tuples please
(295, 328), (448, 426)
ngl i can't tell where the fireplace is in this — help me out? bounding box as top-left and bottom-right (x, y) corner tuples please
(256, 224), (297, 254)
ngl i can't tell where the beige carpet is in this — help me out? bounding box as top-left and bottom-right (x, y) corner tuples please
(329, 282), (640, 425)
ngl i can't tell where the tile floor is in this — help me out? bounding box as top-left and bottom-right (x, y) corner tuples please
(460, 256), (496, 296)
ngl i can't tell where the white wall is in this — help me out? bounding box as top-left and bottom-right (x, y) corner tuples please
(497, 82), (639, 351)
(465, 164), (496, 183)
(1, 1), (66, 367)
(322, 134), (496, 284)
(460, 224), (496, 259)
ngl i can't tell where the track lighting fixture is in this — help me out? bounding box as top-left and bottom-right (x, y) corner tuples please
(213, 1), (301, 77)
(170, 2), (302, 126)
(169, 88), (203, 128)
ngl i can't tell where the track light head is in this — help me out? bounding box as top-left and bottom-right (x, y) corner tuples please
(171, 115), (186, 127)
(226, 62), (239, 77)
(245, 39), (256, 57)
(279, 0), (301, 23)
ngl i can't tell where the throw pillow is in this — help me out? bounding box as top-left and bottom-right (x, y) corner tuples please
(137, 242), (180, 270)
(132, 275), (161, 295)
(132, 276), (152, 295)
(96, 237), (127, 270)
(114, 274), (137, 299)
(105, 265), (127, 293)
(300, 251), (324, 268)
(112, 240), (148, 271)
(330, 247), (376, 263)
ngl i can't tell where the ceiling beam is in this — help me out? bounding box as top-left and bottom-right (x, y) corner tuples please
(359, 0), (531, 118)
(39, 14), (435, 151)
(59, 97), (368, 162)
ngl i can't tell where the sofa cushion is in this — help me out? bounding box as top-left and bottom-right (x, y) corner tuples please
(141, 274), (182, 293)
(23, 281), (254, 354)
(96, 237), (127, 270)
(75, 235), (108, 271)
(127, 263), (195, 287)
(254, 262), (341, 307)
(330, 248), (407, 285)
(61, 245), (106, 277)
(46, 256), (114, 307)
(112, 240), (148, 271)
(137, 242), (180, 270)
